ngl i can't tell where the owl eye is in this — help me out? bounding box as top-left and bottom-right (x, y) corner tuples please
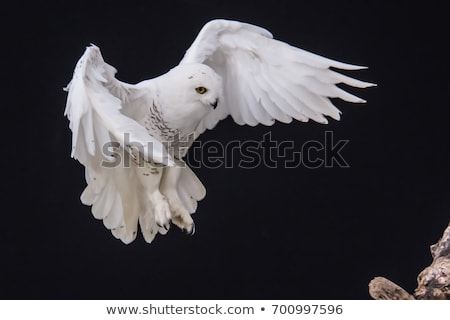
(195, 87), (207, 94)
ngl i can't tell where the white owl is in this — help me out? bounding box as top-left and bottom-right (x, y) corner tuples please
(65, 19), (374, 244)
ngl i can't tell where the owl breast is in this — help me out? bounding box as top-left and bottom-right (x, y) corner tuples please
(143, 102), (194, 159)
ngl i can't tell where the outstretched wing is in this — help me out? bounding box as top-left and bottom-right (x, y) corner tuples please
(180, 19), (375, 134)
(65, 45), (173, 166)
(65, 45), (175, 243)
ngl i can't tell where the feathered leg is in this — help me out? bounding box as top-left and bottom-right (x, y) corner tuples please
(160, 166), (195, 234)
(136, 163), (172, 239)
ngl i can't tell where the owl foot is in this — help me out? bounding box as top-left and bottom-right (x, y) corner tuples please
(168, 199), (195, 235)
(150, 192), (171, 231)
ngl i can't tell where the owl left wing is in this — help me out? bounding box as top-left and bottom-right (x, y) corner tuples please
(180, 19), (375, 135)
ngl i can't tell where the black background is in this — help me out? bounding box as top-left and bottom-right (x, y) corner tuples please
(3, 0), (449, 299)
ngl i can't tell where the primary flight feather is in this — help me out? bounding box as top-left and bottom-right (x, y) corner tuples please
(65, 19), (375, 244)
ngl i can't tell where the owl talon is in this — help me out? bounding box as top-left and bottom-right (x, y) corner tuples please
(182, 223), (195, 235)
(187, 222), (195, 235)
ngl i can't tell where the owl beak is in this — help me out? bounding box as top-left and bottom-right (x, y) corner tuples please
(210, 98), (218, 109)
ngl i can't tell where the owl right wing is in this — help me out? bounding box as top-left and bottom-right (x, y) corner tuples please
(65, 45), (179, 243)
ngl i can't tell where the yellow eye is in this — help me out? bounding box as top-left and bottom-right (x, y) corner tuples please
(195, 87), (207, 94)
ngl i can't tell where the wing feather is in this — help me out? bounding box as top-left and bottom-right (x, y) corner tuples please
(252, 70), (293, 124)
(177, 166), (206, 214)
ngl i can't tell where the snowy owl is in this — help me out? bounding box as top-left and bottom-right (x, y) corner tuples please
(65, 19), (374, 244)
